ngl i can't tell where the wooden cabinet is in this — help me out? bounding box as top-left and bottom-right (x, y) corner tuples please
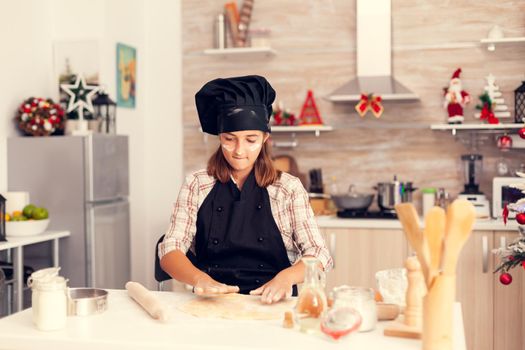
(455, 231), (494, 350)
(321, 228), (408, 292)
(493, 231), (525, 350)
(454, 230), (525, 350)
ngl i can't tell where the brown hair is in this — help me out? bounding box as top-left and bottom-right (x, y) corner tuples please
(207, 141), (280, 187)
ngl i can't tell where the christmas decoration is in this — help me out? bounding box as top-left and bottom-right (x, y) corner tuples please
(499, 272), (513, 285)
(14, 97), (65, 136)
(517, 213), (525, 225)
(474, 74), (510, 122)
(298, 90), (324, 125)
(519, 127), (525, 140)
(493, 172), (525, 285)
(60, 74), (100, 134)
(93, 90), (117, 134)
(514, 81), (525, 123)
(475, 92), (499, 124)
(443, 68), (470, 124)
(496, 134), (512, 151)
(355, 93), (384, 118)
(271, 101), (297, 126)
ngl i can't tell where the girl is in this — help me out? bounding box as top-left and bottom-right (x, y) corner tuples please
(159, 75), (332, 304)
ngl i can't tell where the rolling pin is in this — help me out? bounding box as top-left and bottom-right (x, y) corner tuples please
(126, 281), (170, 322)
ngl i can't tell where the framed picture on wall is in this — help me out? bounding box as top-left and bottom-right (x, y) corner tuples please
(116, 43), (136, 108)
(53, 40), (100, 98)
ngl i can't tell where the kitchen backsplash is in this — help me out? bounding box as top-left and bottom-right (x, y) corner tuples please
(181, 0), (525, 211)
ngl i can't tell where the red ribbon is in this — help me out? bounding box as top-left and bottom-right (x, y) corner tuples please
(355, 93), (384, 118)
(503, 204), (509, 225)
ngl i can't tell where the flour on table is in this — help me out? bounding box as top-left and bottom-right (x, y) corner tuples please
(178, 293), (296, 320)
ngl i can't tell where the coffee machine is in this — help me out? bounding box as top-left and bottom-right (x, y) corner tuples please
(457, 154), (490, 219)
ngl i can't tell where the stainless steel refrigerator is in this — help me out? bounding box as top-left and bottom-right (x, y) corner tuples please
(7, 135), (130, 289)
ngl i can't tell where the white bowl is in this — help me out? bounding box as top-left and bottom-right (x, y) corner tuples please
(6, 219), (50, 237)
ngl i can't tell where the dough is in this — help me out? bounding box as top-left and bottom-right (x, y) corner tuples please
(178, 293), (296, 320)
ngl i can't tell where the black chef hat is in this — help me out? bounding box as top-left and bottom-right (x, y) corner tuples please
(195, 75), (276, 135)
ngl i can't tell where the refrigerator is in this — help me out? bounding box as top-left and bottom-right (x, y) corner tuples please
(7, 135), (130, 289)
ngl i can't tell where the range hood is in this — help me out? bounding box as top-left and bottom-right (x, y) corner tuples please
(328, 0), (418, 102)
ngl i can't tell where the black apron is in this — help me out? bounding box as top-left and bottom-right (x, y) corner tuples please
(194, 170), (296, 295)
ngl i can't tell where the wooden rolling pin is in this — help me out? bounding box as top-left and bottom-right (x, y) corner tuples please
(126, 281), (170, 322)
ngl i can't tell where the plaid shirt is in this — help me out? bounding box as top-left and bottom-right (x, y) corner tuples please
(158, 169), (333, 271)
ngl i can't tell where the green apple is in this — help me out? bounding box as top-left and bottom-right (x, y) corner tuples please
(23, 204), (36, 218)
(32, 207), (49, 220)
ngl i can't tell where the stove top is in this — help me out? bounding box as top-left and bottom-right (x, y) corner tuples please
(336, 210), (398, 219)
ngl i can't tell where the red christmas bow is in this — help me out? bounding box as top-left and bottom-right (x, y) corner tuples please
(355, 93), (384, 118)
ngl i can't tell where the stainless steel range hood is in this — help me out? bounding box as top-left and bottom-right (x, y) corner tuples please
(328, 0), (418, 102)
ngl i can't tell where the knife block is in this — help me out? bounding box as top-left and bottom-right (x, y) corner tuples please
(422, 274), (455, 350)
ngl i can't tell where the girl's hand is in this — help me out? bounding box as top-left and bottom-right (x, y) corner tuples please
(193, 274), (239, 295)
(249, 270), (293, 304)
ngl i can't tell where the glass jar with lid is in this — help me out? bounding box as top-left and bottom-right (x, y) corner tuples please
(321, 286), (362, 340)
(28, 267), (68, 331)
(329, 285), (377, 332)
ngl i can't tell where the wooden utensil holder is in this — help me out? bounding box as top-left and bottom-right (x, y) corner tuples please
(422, 274), (455, 350)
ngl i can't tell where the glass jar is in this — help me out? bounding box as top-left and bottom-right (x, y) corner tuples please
(330, 286), (377, 332)
(321, 287), (362, 340)
(294, 257), (327, 333)
(422, 188), (436, 218)
(28, 268), (68, 331)
(247, 28), (271, 48)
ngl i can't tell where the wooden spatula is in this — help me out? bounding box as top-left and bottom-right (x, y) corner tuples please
(441, 199), (476, 276)
(395, 203), (430, 283)
(423, 207), (446, 287)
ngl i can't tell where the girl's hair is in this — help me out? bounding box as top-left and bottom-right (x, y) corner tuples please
(207, 141), (280, 187)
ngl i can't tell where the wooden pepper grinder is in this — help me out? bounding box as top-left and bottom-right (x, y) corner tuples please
(404, 255), (427, 328)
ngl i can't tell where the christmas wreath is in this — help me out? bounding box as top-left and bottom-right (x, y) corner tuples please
(493, 172), (525, 285)
(15, 97), (65, 136)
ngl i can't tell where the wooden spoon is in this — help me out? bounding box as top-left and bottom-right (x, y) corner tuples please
(441, 199), (476, 276)
(423, 207), (446, 287)
(395, 203), (430, 283)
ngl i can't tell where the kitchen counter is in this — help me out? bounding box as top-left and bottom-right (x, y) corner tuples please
(316, 215), (519, 231)
(0, 289), (466, 350)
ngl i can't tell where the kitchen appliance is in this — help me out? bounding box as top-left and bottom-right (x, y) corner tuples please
(309, 168), (324, 194)
(492, 176), (525, 219)
(375, 176), (415, 213)
(457, 154), (491, 219)
(328, 0), (418, 102)
(336, 210), (397, 219)
(8, 135), (130, 289)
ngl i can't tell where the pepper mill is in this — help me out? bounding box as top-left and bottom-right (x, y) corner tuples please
(404, 255), (427, 327)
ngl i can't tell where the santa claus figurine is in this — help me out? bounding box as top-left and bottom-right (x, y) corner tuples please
(444, 68), (470, 124)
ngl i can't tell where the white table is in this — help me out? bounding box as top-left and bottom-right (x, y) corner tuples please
(0, 289), (466, 350)
(0, 230), (70, 313)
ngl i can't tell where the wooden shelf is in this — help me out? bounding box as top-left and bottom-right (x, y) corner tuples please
(430, 123), (523, 135)
(271, 125), (334, 137)
(480, 37), (525, 50)
(203, 47), (276, 58)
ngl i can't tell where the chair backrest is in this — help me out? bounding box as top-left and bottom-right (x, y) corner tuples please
(155, 234), (172, 283)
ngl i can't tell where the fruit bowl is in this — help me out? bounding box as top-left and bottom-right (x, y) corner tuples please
(6, 219), (50, 237)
